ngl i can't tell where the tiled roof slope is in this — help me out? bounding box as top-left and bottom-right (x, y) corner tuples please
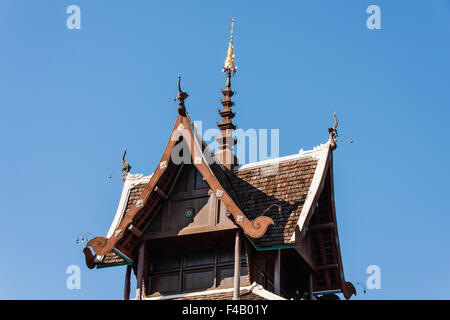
(98, 251), (126, 266)
(124, 183), (146, 215)
(101, 155), (321, 256)
(232, 157), (318, 247)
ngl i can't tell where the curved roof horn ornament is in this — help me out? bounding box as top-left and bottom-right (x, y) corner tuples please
(328, 112), (338, 151)
(121, 148), (131, 181)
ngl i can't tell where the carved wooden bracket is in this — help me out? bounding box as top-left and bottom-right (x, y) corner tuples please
(83, 246), (95, 269)
(342, 281), (356, 300)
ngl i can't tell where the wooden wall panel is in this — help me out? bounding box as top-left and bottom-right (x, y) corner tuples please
(184, 248), (215, 268)
(184, 269), (215, 291)
(217, 266), (249, 288)
(148, 240), (250, 296)
(143, 164), (237, 239)
(152, 273), (180, 294)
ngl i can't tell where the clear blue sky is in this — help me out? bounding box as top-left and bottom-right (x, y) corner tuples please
(0, 0), (449, 299)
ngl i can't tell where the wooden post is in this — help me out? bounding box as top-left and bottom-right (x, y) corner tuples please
(136, 241), (146, 300)
(124, 264), (131, 300)
(128, 224), (143, 238)
(233, 230), (241, 300)
(274, 249), (281, 296)
(309, 272), (314, 300)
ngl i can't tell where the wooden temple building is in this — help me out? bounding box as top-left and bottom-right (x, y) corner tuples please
(82, 20), (355, 300)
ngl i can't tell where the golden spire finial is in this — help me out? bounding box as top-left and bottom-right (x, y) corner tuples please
(222, 18), (237, 74)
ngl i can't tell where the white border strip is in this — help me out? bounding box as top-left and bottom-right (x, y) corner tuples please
(248, 283), (286, 300)
(236, 143), (329, 172)
(106, 173), (152, 239)
(290, 143), (330, 242)
(143, 282), (285, 300)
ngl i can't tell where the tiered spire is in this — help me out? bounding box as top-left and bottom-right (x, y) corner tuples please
(216, 19), (238, 170)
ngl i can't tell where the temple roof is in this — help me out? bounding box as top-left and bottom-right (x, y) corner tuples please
(90, 138), (332, 267)
(80, 20), (354, 299)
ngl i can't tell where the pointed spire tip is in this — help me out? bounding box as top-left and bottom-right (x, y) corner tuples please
(223, 18), (237, 74)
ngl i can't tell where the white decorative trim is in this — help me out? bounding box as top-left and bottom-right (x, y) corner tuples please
(216, 189), (223, 198)
(290, 142), (331, 242)
(188, 117), (221, 179)
(194, 156), (202, 164)
(159, 161), (167, 169)
(126, 173), (148, 182)
(106, 173), (152, 239)
(142, 282), (285, 300)
(177, 123), (185, 131)
(144, 287), (236, 300)
(236, 142), (329, 172)
(95, 173), (151, 263)
(248, 282), (286, 300)
(236, 215), (244, 223)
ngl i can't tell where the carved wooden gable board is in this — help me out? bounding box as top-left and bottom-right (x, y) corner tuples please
(144, 164), (237, 239)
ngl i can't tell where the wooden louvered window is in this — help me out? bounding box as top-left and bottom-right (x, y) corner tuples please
(149, 245), (248, 295)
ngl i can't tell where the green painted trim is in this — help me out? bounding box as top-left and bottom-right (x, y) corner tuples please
(255, 244), (297, 251)
(96, 261), (132, 269)
(246, 236), (297, 251)
(313, 289), (342, 296)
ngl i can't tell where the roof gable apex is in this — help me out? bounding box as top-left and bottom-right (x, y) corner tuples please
(85, 113), (274, 260)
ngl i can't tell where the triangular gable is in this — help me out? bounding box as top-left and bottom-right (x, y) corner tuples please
(231, 140), (355, 299)
(85, 113), (274, 261)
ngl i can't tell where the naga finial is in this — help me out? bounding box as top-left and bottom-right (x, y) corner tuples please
(328, 112), (338, 150)
(174, 73), (189, 116)
(121, 148), (131, 180)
